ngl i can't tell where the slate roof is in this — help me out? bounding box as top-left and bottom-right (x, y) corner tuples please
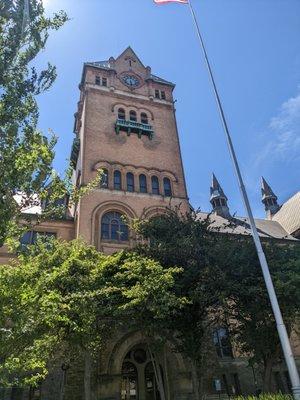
(272, 192), (300, 235)
(196, 212), (297, 241)
(84, 61), (175, 86)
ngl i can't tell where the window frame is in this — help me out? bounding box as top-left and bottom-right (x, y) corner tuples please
(126, 172), (135, 192)
(139, 174), (147, 193)
(151, 176), (160, 195)
(163, 177), (172, 197)
(101, 211), (129, 242)
(118, 108), (126, 120)
(100, 168), (109, 188)
(114, 170), (122, 190)
(140, 112), (148, 124)
(102, 77), (107, 87)
(129, 110), (137, 122)
(213, 327), (233, 359)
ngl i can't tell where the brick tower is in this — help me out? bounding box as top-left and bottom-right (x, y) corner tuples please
(72, 47), (189, 253)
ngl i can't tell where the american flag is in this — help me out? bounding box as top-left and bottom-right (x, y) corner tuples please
(154, 0), (188, 4)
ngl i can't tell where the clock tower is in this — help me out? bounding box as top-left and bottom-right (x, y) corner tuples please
(72, 47), (189, 253)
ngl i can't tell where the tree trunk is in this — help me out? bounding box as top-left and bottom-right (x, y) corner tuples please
(84, 351), (91, 400)
(191, 361), (201, 400)
(262, 358), (274, 393)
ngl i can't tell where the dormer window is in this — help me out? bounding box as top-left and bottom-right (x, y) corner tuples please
(155, 90), (160, 99)
(161, 91), (166, 100)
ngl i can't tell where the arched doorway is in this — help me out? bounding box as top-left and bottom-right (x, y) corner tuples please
(121, 346), (162, 400)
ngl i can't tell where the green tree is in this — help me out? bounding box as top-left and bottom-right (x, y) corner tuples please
(0, 239), (184, 400)
(219, 239), (300, 391)
(0, 0), (68, 246)
(134, 209), (300, 395)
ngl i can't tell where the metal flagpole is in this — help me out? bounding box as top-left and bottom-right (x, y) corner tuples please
(187, 1), (300, 398)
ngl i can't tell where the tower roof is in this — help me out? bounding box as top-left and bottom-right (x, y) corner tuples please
(83, 46), (175, 87)
(210, 173), (227, 201)
(261, 177), (277, 201)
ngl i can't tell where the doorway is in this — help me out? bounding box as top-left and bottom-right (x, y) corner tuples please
(121, 346), (162, 400)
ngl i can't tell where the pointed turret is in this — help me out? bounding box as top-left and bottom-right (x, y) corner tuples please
(261, 177), (280, 219)
(210, 174), (230, 218)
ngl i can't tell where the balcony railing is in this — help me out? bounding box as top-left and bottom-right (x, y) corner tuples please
(115, 119), (154, 140)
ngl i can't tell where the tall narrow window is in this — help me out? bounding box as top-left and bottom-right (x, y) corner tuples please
(151, 176), (159, 195)
(139, 174), (147, 193)
(126, 172), (134, 192)
(118, 108), (126, 120)
(163, 177), (172, 196)
(161, 91), (166, 100)
(95, 76), (101, 85)
(114, 170), (122, 190)
(141, 113), (148, 124)
(155, 89), (160, 99)
(102, 77), (107, 87)
(101, 212), (128, 242)
(213, 328), (233, 358)
(129, 110), (137, 122)
(100, 169), (109, 188)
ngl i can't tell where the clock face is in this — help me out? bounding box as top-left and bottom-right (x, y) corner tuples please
(121, 74), (141, 88)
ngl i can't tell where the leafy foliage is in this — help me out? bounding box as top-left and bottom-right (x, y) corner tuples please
(0, 0), (68, 246)
(134, 209), (300, 391)
(0, 239), (185, 387)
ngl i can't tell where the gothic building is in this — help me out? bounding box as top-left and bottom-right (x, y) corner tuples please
(0, 47), (299, 400)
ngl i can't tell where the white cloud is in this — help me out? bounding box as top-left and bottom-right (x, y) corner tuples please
(255, 90), (300, 166)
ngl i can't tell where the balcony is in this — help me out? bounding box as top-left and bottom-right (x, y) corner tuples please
(115, 119), (154, 140)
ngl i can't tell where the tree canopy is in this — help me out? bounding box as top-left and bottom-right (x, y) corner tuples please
(0, 239), (185, 388)
(134, 209), (300, 393)
(0, 0), (68, 246)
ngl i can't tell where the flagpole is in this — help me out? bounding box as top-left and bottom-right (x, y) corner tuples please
(187, 1), (300, 398)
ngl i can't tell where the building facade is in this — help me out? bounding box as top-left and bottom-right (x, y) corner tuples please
(0, 48), (299, 400)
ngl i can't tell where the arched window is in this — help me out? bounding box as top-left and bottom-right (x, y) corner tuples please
(118, 108), (125, 120)
(163, 177), (172, 196)
(141, 112), (148, 124)
(114, 170), (122, 190)
(100, 169), (109, 188)
(101, 211), (129, 241)
(139, 174), (147, 193)
(151, 176), (159, 195)
(126, 172), (134, 192)
(129, 110), (137, 122)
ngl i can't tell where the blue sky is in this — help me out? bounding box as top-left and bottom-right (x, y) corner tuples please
(36, 0), (300, 218)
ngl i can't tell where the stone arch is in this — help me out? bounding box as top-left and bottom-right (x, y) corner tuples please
(105, 331), (187, 377)
(141, 205), (169, 220)
(91, 201), (137, 248)
(97, 331), (191, 400)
